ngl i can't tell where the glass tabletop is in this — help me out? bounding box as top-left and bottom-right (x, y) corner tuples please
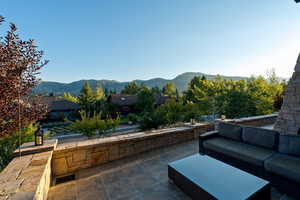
(169, 155), (269, 200)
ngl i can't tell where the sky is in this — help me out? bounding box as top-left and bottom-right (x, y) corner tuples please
(0, 0), (299, 83)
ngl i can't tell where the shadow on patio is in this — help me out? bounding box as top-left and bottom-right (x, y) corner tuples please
(48, 139), (286, 200)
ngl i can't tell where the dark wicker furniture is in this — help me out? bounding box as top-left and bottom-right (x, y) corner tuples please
(199, 123), (300, 199)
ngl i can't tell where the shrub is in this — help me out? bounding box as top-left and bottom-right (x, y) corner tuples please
(156, 100), (202, 124)
(181, 103), (203, 122)
(105, 116), (120, 132)
(69, 110), (101, 137)
(157, 99), (185, 124)
(68, 110), (120, 137)
(139, 99), (203, 131)
(139, 111), (168, 130)
(0, 124), (38, 171)
(127, 113), (139, 124)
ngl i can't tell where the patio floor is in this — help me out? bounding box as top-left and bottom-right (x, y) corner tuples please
(48, 140), (287, 200)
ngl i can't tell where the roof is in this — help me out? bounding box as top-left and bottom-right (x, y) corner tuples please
(108, 94), (170, 106)
(28, 96), (80, 112)
(49, 99), (80, 111)
(108, 94), (138, 106)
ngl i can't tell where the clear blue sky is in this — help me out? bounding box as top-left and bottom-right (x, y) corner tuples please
(1, 0), (299, 83)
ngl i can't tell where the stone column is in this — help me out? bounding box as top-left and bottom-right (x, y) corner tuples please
(274, 54), (300, 134)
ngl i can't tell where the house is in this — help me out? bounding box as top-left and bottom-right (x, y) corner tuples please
(40, 96), (80, 121)
(107, 94), (170, 114)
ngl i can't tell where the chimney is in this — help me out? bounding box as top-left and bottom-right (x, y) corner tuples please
(274, 54), (300, 134)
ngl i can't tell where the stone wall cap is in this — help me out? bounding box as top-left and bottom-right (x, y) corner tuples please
(55, 126), (195, 152)
(234, 113), (278, 122)
(12, 139), (58, 158)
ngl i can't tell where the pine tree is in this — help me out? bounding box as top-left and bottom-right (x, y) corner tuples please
(78, 81), (95, 111)
(176, 88), (180, 100)
(104, 88), (109, 97)
(94, 87), (105, 100)
(151, 86), (162, 97)
(121, 81), (139, 94)
(162, 82), (176, 97)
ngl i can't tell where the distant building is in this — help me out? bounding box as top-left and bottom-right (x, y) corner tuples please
(107, 94), (170, 114)
(40, 96), (80, 121)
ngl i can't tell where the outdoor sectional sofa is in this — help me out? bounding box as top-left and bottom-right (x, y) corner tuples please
(199, 122), (300, 199)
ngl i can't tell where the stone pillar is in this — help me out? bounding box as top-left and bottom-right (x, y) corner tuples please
(274, 54), (300, 134)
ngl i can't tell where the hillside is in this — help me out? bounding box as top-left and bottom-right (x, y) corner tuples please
(33, 72), (247, 95)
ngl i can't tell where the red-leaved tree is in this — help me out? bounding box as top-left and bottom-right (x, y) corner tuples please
(0, 16), (49, 138)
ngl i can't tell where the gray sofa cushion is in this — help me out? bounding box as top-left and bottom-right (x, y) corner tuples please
(265, 153), (300, 183)
(279, 134), (300, 156)
(218, 122), (242, 141)
(242, 127), (279, 150)
(203, 137), (275, 167)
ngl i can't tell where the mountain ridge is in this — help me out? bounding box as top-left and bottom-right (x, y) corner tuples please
(33, 72), (247, 95)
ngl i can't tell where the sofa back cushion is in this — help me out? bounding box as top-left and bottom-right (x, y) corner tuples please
(242, 127), (279, 150)
(279, 134), (300, 156)
(218, 122), (242, 141)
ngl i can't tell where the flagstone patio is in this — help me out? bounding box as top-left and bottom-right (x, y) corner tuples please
(48, 139), (288, 200)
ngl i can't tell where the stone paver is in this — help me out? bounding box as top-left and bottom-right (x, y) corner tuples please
(48, 140), (286, 200)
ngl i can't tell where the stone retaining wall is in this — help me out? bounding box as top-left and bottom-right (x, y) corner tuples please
(0, 140), (57, 200)
(0, 151), (53, 200)
(52, 114), (278, 178)
(52, 123), (214, 177)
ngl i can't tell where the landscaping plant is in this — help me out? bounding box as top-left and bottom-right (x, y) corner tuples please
(0, 124), (46, 171)
(68, 110), (120, 137)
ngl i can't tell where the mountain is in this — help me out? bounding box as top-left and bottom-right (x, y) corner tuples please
(33, 72), (247, 95)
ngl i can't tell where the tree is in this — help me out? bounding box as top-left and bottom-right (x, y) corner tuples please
(121, 81), (140, 94)
(274, 92), (284, 111)
(175, 88), (180, 100)
(94, 87), (105, 101)
(140, 83), (148, 90)
(63, 92), (78, 103)
(0, 16), (48, 138)
(151, 86), (162, 97)
(104, 88), (109, 97)
(136, 88), (155, 112)
(184, 76), (214, 115)
(162, 82), (176, 97)
(183, 72), (285, 119)
(78, 81), (95, 111)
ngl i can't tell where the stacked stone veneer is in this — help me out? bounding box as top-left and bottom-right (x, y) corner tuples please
(0, 141), (56, 200)
(275, 54), (300, 134)
(52, 114), (278, 178)
(52, 124), (214, 177)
